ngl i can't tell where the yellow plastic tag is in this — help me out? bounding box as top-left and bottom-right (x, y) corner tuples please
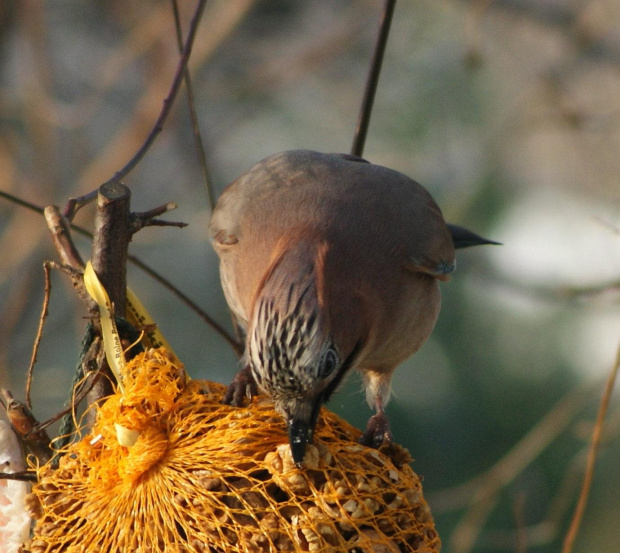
(125, 286), (179, 363)
(83, 261), (125, 392)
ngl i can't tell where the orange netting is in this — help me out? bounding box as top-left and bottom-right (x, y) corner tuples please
(26, 348), (441, 552)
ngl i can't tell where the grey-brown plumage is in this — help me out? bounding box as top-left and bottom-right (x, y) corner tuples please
(209, 149), (496, 466)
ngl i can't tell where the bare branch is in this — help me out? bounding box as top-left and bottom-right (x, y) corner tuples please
(127, 254), (244, 357)
(91, 182), (131, 319)
(130, 201), (188, 232)
(432, 380), (599, 553)
(3, 191), (243, 357)
(43, 206), (85, 270)
(1, 388), (52, 465)
(25, 262), (53, 409)
(142, 219), (188, 228)
(351, 0), (397, 158)
(562, 340), (620, 553)
(86, 182), (132, 405)
(0, 472), (38, 483)
(63, 0), (209, 221)
(171, 0), (217, 212)
(46, 261), (90, 305)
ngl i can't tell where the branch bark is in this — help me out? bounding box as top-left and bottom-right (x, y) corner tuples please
(87, 182), (132, 406)
(91, 182), (131, 319)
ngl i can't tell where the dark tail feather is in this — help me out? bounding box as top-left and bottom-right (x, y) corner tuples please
(447, 223), (501, 249)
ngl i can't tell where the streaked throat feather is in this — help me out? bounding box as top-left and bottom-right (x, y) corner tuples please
(249, 280), (326, 401)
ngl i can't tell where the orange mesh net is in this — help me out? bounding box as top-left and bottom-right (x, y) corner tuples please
(26, 348), (441, 552)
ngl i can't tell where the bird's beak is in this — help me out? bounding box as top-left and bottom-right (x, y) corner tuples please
(288, 418), (312, 467)
(286, 394), (324, 468)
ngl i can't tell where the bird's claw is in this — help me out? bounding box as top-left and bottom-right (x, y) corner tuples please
(359, 411), (393, 450)
(222, 365), (258, 407)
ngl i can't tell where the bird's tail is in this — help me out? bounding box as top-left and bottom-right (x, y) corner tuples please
(447, 223), (501, 249)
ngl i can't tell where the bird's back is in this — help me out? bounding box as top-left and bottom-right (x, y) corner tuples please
(209, 150), (455, 330)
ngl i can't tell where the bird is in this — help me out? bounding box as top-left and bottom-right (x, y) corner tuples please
(209, 149), (498, 466)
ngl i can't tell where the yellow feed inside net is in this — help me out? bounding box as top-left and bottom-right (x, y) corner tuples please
(26, 348), (441, 552)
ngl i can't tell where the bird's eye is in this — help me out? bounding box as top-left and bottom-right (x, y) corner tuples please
(319, 348), (338, 378)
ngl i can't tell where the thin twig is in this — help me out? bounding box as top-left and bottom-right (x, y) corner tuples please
(0, 190), (91, 240)
(141, 219), (188, 228)
(0, 472), (38, 483)
(432, 381), (598, 553)
(130, 201), (188, 232)
(25, 261), (53, 409)
(127, 254), (243, 356)
(170, 0), (243, 350)
(2, 388), (52, 464)
(63, 0), (208, 220)
(545, 450), (587, 532)
(68, 0), (256, 198)
(0, 190), (45, 213)
(44, 205), (85, 270)
(47, 261), (90, 307)
(135, 201), (178, 220)
(562, 340), (620, 553)
(350, 0), (397, 158)
(171, 0), (217, 212)
(34, 367), (100, 433)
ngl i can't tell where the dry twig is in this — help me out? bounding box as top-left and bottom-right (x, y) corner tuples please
(130, 201), (187, 232)
(171, 0), (216, 212)
(562, 340), (620, 553)
(1, 191), (241, 354)
(63, 0), (208, 220)
(1, 388), (52, 465)
(351, 0), (397, 158)
(430, 380), (599, 553)
(25, 261), (53, 409)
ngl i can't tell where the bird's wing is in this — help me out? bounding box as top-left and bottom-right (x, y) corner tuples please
(209, 150), (456, 282)
(208, 150), (312, 248)
(208, 152), (315, 323)
(327, 153), (456, 281)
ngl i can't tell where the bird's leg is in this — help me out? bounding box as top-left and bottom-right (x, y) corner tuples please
(359, 396), (393, 449)
(222, 365), (258, 407)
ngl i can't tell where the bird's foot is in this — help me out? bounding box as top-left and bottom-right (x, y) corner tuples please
(359, 411), (393, 450)
(222, 365), (258, 407)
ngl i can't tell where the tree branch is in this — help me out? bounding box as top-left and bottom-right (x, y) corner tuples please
(63, 0), (209, 221)
(171, 0), (217, 212)
(351, 0), (397, 158)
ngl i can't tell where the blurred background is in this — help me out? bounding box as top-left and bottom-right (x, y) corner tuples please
(1, 1), (619, 551)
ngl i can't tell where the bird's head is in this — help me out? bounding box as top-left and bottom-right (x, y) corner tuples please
(245, 236), (365, 467)
(248, 278), (345, 467)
